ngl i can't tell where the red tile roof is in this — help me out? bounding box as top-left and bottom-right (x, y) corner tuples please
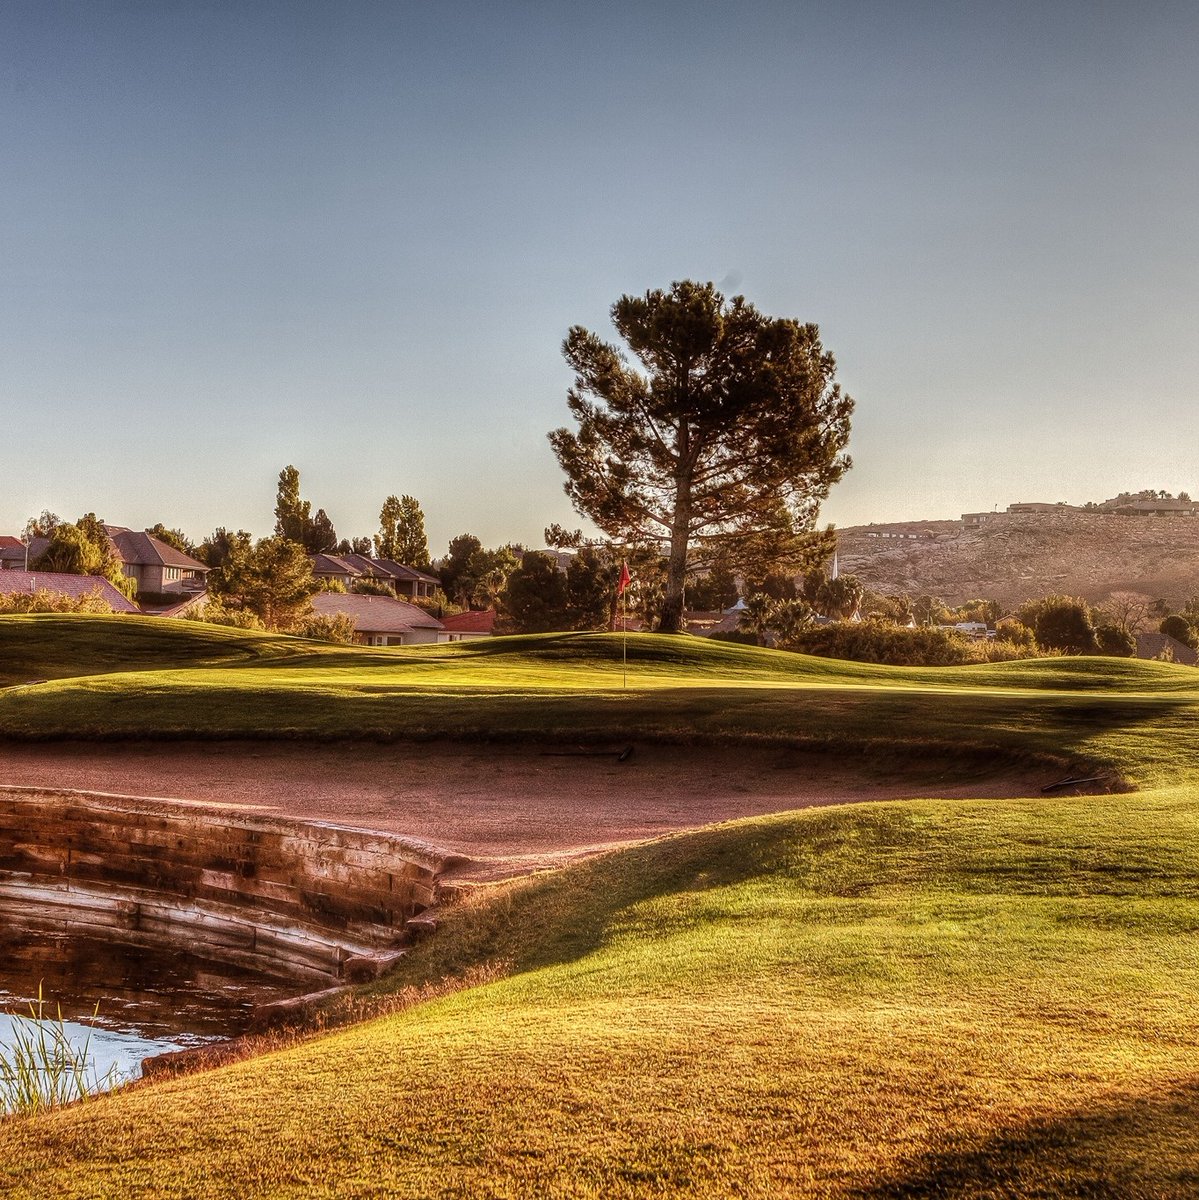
(439, 609), (496, 634)
(0, 570), (140, 612)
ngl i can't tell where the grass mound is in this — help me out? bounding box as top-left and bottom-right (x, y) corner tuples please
(2, 615), (1199, 1195)
(1, 619), (1196, 788)
(2, 789), (1197, 1197)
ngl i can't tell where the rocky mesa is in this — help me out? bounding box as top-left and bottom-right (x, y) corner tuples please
(837, 509), (1199, 609)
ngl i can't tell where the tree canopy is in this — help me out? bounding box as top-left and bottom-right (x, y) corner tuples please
(274, 465), (337, 554)
(207, 534), (317, 630)
(549, 281), (853, 631)
(31, 513), (136, 599)
(375, 495), (430, 568)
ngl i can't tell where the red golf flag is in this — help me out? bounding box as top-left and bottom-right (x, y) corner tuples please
(616, 561), (631, 596)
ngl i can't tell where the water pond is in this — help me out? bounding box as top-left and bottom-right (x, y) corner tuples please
(0, 930), (304, 1102)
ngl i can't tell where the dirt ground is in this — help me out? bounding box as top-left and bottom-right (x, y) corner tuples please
(0, 741), (1051, 876)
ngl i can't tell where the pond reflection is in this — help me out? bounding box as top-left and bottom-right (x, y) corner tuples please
(0, 931), (306, 1093)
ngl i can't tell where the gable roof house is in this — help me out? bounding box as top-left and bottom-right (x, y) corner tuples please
(310, 554), (440, 600)
(0, 569), (141, 612)
(311, 592), (444, 646)
(104, 527), (209, 597)
(0, 536), (48, 570)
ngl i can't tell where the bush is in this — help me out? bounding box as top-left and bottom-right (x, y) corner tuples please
(290, 611), (357, 644)
(789, 621), (1040, 666)
(994, 617), (1036, 648)
(0, 588), (115, 615)
(1095, 623), (1136, 657)
(182, 600), (266, 631)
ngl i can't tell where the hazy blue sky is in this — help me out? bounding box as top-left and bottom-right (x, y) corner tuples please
(2, 1), (1196, 553)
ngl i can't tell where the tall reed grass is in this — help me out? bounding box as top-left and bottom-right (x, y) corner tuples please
(0, 986), (116, 1117)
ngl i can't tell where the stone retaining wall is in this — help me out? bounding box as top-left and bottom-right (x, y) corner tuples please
(0, 786), (467, 984)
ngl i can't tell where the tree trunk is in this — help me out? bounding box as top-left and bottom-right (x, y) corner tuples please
(659, 494), (691, 634)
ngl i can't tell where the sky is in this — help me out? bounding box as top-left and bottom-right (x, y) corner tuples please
(2, 1), (1197, 554)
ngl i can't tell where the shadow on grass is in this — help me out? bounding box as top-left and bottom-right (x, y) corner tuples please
(853, 1078), (1199, 1199)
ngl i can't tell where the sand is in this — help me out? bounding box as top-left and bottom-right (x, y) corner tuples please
(0, 740), (1048, 876)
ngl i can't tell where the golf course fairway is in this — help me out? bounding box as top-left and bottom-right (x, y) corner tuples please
(0, 615), (1196, 1198)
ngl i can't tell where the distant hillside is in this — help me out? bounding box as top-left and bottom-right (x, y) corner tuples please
(837, 510), (1199, 608)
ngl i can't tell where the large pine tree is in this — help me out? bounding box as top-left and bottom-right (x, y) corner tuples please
(549, 281), (853, 632)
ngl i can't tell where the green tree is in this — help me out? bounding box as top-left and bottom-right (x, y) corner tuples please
(1017, 595), (1097, 654)
(31, 514), (135, 599)
(274, 465), (311, 545)
(1160, 614), (1197, 648)
(375, 495), (429, 567)
(148, 524), (196, 556)
(804, 571), (865, 620)
(910, 593), (950, 627)
(549, 280), (853, 633)
(308, 508), (338, 554)
(566, 545), (618, 630)
(499, 552), (569, 633)
(1095, 623), (1136, 656)
(686, 559), (739, 611)
(208, 535), (317, 630)
(439, 534), (483, 606)
(197, 527), (248, 569)
(23, 510), (62, 540)
(772, 597), (815, 645)
(274, 465), (336, 552)
(738, 593), (776, 646)
(336, 536), (373, 556)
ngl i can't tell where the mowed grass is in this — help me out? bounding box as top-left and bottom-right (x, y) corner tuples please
(3, 615), (1198, 785)
(1, 615), (1199, 1196)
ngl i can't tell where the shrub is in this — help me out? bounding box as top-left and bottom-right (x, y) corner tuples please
(182, 600), (266, 631)
(0, 588), (114, 615)
(1095, 623), (1136, 657)
(994, 617), (1036, 648)
(789, 621), (1040, 666)
(290, 611), (357, 644)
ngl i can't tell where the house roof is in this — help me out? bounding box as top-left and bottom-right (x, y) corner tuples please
(0, 570), (141, 613)
(370, 558), (440, 585)
(105, 528), (209, 572)
(311, 592), (444, 634)
(1135, 631), (1199, 665)
(0, 537), (47, 565)
(439, 609), (496, 634)
(311, 553), (363, 576)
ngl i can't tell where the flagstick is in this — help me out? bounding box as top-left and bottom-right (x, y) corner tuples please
(621, 586), (627, 690)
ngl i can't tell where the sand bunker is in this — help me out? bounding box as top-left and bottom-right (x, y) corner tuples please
(0, 741), (1051, 876)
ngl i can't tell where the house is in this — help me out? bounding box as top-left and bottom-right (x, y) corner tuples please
(310, 554), (440, 600)
(310, 554), (369, 590)
(369, 559), (440, 601)
(104, 527), (209, 596)
(0, 569), (141, 612)
(438, 609), (496, 642)
(0, 537), (47, 569)
(1135, 631), (1199, 665)
(1111, 499), (1199, 517)
(2, 527), (208, 597)
(311, 592), (444, 646)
